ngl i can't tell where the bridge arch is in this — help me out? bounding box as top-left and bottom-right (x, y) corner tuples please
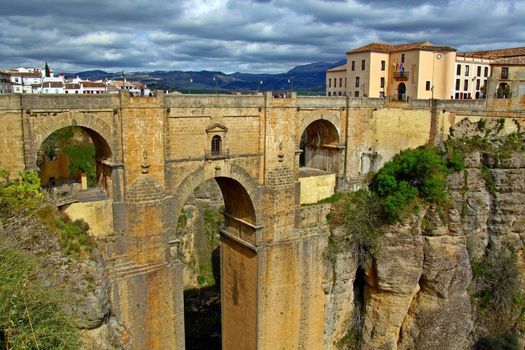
(32, 113), (115, 164)
(172, 163), (260, 349)
(298, 118), (342, 173)
(34, 120), (114, 196)
(172, 163), (261, 227)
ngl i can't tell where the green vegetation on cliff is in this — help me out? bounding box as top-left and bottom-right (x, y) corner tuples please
(0, 169), (97, 349)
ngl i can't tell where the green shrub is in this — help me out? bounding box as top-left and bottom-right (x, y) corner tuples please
(56, 218), (96, 259)
(370, 146), (450, 222)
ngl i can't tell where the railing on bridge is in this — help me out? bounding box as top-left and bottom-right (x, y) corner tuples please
(221, 212), (259, 245)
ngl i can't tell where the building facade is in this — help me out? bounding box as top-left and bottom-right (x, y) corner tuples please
(327, 42), (525, 101)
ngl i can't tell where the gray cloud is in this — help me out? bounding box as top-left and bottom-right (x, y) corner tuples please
(0, 0), (524, 73)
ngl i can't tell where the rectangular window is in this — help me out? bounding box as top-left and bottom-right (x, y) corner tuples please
(464, 79), (468, 91)
(351, 61), (355, 71)
(339, 77), (342, 87)
(328, 78), (331, 88)
(477, 66), (481, 77)
(455, 79), (460, 90)
(455, 92), (459, 99)
(328, 92), (331, 96)
(501, 67), (509, 79)
(401, 54), (405, 63)
(361, 60), (365, 70)
(465, 65), (470, 76)
(355, 77), (360, 88)
(484, 67), (489, 77)
(476, 79), (480, 90)
(345, 78), (347, 88)
(425, 81), (431, 91)
(380, 77), (385, 88)
(381, 60), (385, 71)
(456, 64), (461, 75)
(334, 78), (337, 88)
(354, 91), (359, 97)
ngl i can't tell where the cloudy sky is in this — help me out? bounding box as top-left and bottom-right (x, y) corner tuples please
(1, 0), (524, 73)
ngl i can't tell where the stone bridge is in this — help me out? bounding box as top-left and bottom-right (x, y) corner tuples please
(0, 91), (523, 349)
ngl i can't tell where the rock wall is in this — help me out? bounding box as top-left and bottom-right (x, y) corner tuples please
(325, 151), (525, 348)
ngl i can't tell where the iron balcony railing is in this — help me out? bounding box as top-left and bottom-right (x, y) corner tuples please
(394, 71), (409, 80)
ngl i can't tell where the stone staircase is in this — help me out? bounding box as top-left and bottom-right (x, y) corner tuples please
(108, 254), (167, 280)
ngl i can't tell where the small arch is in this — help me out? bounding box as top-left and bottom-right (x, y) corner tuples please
(398, 82), (406, 101)
(497, 82), (510, 99)
(36, 126), (114, 197)
(299, 119), (341, 173)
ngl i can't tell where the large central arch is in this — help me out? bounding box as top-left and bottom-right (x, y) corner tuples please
(172, 164), (260, 350)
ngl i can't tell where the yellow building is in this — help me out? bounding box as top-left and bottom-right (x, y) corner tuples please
(327, 42), (524, 101)
(327, 42), (457, 100)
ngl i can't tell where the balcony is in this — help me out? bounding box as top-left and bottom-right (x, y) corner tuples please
(222, 212), (261, 246)
(205, 148), (229, 160)
(394, 71), (409, 81)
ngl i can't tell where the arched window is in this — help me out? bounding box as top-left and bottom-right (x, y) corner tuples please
(211, 135), (222, 156)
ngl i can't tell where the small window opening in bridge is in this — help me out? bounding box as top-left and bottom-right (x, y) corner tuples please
(179, 177), (257, 349)
(37, 126), (112, 204)
(211, 135), (222, 157)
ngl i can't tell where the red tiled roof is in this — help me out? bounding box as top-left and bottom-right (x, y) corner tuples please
(461, 47), (525, 59)
(81, 81), (105, 88)
(43, 82), (64, 88)
(327, 64), (347, 72)
(492, 55), (525, 65)
(65, 83), (80, 89)
(346, 41), (456, 54)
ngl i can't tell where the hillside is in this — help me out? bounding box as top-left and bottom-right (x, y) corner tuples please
(64, 59), (345, 94)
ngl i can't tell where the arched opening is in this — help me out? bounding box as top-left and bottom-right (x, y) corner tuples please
(177, 176), (256, 350)
(497, 82), (510, 99)
(211, 135), (222, 157)
(299, 119), (340, 173)
(36, 126), (113, 202)
(397, 82), (406, 101)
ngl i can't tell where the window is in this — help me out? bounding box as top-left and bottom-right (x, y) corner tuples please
(464, 79), (468, 91)
(211, 135), (222, 156)
(476, 79), (480, 90)
(477, 66), (481, 77)
(334, 78), (337, 88)
(455, 92), (459, 99)
(501, 67), (509, 79)
(351, 61), (355, 71)
(456, 65), (461, 75)
(455, 79), (460, 90)
(465, 65), (470, 76)
(380, 77), (385, 88)
(344, 78), (347, 88)
(328, 92), (331, 96)
(381, 60), (385, 71)
(328, 78), (331, 88)
(354, 91), (359, 97)
(355, 77), (360, 88)
(338, 91), (342, 96)
(425, 81), (431, 91)
(401, 54), (405, 63)
(484, 67), (489, 77)
(339, 78), (342, 87)
(361, 60), (365, 70)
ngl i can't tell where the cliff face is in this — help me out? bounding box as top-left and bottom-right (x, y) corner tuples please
(325, 151), (525, 348)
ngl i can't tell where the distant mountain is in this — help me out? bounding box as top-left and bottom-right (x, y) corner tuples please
(62, 59), (346, 94)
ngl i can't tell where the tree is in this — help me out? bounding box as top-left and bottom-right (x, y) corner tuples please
(44, 62), (50, 77)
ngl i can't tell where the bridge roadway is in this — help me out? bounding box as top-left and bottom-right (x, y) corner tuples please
(0, 91), (522, 349)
